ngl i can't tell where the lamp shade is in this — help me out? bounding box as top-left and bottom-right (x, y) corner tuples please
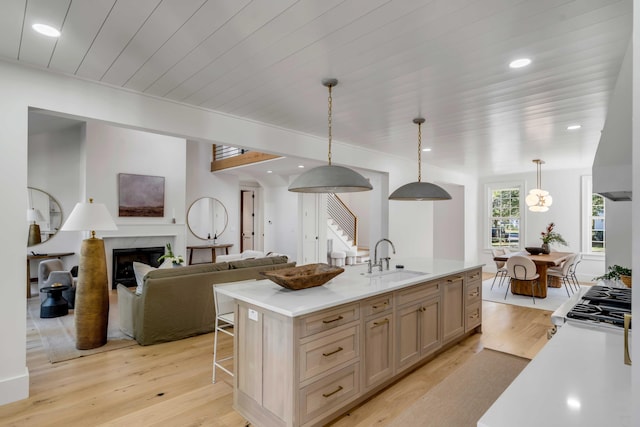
(27, 208), (44, 222)
(61, 199), (117, 233)
(389, 181), (452, 201)
(289, 165), (373, 193)
(287, 78), (373, 194)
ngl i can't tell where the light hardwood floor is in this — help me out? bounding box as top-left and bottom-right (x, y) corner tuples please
(1, 274), (553, 426)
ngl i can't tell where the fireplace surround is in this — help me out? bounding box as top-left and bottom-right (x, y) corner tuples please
(112, 247), (164, 289)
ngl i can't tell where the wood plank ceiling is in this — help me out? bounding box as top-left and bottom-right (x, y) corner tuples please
(2, 0), (633, 177)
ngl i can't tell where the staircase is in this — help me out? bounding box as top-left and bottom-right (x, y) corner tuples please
(327, 194), (369, 264)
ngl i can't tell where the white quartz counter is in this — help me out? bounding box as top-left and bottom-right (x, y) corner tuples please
(478, 322), (632, 427)
(215, 258), (482, 317)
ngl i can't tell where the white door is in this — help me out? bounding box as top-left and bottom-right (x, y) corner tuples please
(241, 190), (255, 251)
(301, 194), (322, 264)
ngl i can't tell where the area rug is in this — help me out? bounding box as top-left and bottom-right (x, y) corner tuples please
(482, 278), (587, 312)
(27, 297), (137, 363)
(388, 349), (529, 427)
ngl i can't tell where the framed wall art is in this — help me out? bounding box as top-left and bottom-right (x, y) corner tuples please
(118, 173), (165, 217)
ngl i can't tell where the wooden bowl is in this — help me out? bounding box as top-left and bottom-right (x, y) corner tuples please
(525, 247), (544, 255)
(260, 263), (344, 290)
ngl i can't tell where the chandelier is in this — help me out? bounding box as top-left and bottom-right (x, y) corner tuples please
(525, 159), (552, 212)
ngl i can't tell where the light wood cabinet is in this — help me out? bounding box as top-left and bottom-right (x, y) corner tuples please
(465, 268), (482, 332)
(442, 275), (464, 343)
(396, 294), (441, 371)
(233, 269), (482, 427)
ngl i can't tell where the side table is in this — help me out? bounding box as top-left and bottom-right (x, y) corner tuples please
(40, 285), (70, 318)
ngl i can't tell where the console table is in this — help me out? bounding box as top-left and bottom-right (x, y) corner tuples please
(27, 252), (75, 298)
(186, 244), (233, 265)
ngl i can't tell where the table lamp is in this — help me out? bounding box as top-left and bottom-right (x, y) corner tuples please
(61, 198), (117, 350)
(27, 208), (44, 246)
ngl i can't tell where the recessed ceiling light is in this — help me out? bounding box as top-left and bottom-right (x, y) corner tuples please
(567, 124), (582, 130)
(32, 23), (61, 38)
(422, 148), (432, 152)
(509, 58), (531, 69)
(298, 165), (304, 168)
(267, 170), (273, 174)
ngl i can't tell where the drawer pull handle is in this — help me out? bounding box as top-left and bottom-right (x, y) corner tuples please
(447, 276), (463, 282)
(322, 385), (343, 398)
(322, 315), (344, 324)
(372, 318), (389, 327)
(322, 347), (344, 357)
(469, 291), (479, 297)
(469, 313), (479, 319)
(420, 306), (427, 312)
(372, 302), (389, 309)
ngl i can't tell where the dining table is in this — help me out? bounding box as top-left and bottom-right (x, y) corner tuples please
(493, 251), (573, 298)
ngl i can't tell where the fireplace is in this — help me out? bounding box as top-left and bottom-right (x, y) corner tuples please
(112, 247), (165, 289)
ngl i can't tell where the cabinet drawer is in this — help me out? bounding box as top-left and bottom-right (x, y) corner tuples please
(299, 363), (360, 425)
(300, 325), (359, 382)
(397, 281), (439, 306)
(466, 281), (482, 305)
(362, 295), (393, 317)
(299, 303), (359, 338)
(465, 301), (482, 331)
(465, 268), (482, 283)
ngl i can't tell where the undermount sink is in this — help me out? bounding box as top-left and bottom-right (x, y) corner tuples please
(365, 269), (427, 284)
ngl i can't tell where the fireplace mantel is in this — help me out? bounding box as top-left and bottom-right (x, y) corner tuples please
(100, 223), (185, 239)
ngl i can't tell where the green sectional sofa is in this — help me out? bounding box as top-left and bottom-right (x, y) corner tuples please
(117, 255), (294, 345)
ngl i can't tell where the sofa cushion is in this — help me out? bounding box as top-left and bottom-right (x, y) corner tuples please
(133, 262), (156, 295)
(145, 261), (230, 281)
(229, 255), (288, 269)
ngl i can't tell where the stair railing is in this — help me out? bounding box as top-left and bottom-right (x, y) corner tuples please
(327, 193), (358, 247)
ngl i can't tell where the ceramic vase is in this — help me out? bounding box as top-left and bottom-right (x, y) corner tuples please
(541, 243), (550, 254)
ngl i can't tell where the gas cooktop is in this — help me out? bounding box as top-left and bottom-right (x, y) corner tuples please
(566, 286), (631, 328)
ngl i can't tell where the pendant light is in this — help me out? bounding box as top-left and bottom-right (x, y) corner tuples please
(525, 159), (553, 212)
(288, 78), (373, 193)
(389, 117), (452, 201)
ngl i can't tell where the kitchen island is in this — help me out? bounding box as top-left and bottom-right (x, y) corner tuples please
(216, 258), (483, 427)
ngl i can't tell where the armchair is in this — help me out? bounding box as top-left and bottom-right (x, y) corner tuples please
(38, 259), (76, 308)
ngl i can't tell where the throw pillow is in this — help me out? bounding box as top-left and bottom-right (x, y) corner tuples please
(133, 262), (156, 295)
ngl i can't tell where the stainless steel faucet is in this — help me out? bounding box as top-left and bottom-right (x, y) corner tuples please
(368, 238), (396, 273)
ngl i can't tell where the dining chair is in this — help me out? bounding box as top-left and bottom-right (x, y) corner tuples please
(569, 253), (583, 291)
(490, 248), (509, 290)
(505, 255), (540, 304)
(212, 284), (235, 383)
(547, 254), (578, 297)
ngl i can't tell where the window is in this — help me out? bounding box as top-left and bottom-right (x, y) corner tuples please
(581, 176), (605, 254)
(590, 193), (605, 252)
(488, 184), (522, 248)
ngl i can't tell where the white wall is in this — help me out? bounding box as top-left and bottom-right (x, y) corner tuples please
(434, 183), (465, 260)
(28, 124), (84, 272)
(185, 140), (240, 263)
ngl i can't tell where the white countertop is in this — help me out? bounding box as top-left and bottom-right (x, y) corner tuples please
(478, 322), (632, 427)
(215, 258), (483, 317)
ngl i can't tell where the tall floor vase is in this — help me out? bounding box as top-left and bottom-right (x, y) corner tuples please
(75, 237), (109, 350)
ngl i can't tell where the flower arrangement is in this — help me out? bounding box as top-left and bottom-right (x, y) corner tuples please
(594, 265), (632, 285)
(158, 243), (184, 265)
(540, 222), (568, 246)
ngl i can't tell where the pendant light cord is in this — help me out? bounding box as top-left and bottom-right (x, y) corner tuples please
(327, 83), (333, 166)
(417, 121), (422, 182)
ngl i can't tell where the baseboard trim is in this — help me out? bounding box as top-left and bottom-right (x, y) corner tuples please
(0, 367), (29, 406)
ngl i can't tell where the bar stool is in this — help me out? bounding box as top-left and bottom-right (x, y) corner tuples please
(212, 284), (234, 383)
(330, 251), (346, 267)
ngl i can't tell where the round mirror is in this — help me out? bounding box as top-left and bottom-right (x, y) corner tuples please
(27, 187), (63, 246)
(187, 197), (228, 241)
